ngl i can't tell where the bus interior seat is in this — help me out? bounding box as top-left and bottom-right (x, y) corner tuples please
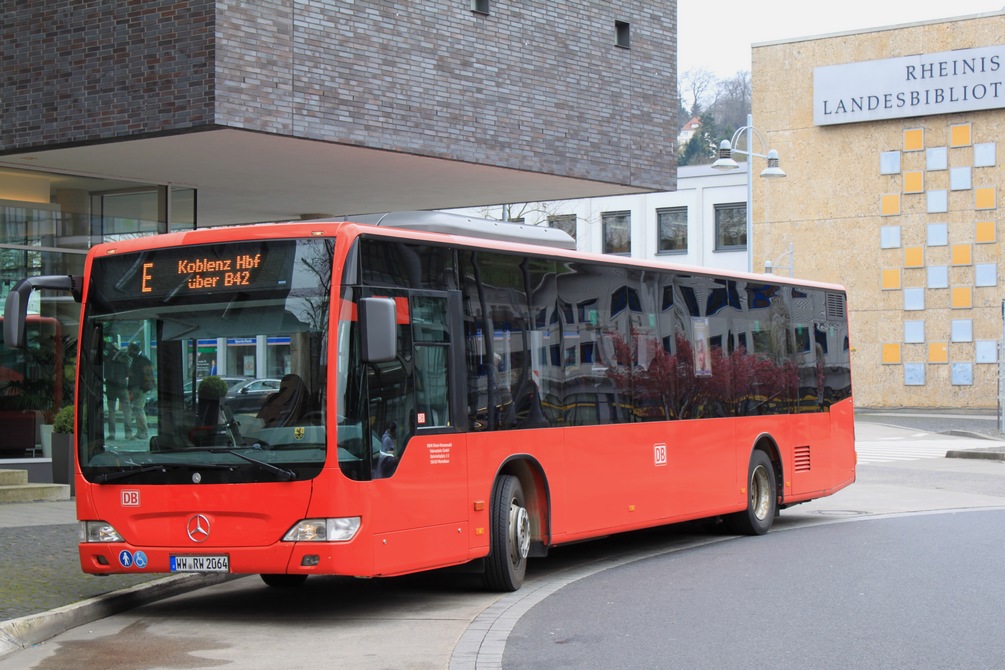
(257, 374), (308, 427)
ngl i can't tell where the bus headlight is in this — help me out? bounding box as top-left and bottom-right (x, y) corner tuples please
(80, 521), (124, 543)
(283, 517), (361, 542)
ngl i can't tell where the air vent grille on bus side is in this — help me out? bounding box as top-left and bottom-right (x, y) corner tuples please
(794, 445), (812, 472)
(826, 293), (846, 320)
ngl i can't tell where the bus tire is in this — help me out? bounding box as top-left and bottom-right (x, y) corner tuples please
(725, 450), (776, 536)
(483, 475), (530, 592)
(261, 573), (308, 588)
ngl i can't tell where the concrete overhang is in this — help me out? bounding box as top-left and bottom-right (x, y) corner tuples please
(1, 129), (652, 227)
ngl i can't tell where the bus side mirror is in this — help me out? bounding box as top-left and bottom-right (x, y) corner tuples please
(359, 297), (397, 363)
(3, 275), (81, 349)
(4, 281), (31, 349)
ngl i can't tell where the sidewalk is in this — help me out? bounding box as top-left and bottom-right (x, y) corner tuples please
(855, 406), (1005, 441)
(0, 500), (227, 658)
(0, 501), (161, 622)
(2, 410), (1004, 659)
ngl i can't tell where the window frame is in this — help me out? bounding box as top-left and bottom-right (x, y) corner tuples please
(714, 203), (746, 251)
(602, 210), (631, 255)
(548, 214), (577, 241)
(656, 206), (688, 254)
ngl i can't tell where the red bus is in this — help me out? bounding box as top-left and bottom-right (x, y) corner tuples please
(4, 212), (855, 591)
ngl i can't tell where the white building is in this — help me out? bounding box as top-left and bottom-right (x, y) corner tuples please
(446, 164), (750, 273)
(677, 117), (702, 149)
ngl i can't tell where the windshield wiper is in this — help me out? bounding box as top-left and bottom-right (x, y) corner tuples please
(94, 465), (167, 483)
(208, 448), (296, 481)
(93, 462), (235, 483)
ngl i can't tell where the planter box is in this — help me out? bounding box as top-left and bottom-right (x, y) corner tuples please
(51, 433), (75, 496)
(0, 410), (38, 456)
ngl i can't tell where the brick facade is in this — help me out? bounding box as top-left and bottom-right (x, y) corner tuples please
(2, 1), (676, 190)
(2, 0), (216, 145)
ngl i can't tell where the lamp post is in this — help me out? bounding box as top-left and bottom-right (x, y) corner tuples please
(764, 242), (794, 277)
(711, 113), (786, 273)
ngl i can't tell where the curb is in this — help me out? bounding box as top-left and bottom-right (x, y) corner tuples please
(946, 449), (1005, 461)
(0, 573), (235, 658)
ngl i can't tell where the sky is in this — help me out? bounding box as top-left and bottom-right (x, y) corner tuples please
(678, 1), (1005, 80)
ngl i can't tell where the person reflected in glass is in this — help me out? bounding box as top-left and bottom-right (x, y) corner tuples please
(376, 421), (397, 478)
(127, 342), (154, 440)
(381, 421), (397, 453)
(105, 343), (133, 439)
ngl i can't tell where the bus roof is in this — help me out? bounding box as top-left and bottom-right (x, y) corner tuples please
(88, 215), (846, 294)
(339, 211), (577, 250)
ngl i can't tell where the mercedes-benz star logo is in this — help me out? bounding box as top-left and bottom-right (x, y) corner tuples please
(186, 514), (211, 543)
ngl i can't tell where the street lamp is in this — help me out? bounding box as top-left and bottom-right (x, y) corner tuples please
(764, 242), (794, 277)
(711, 113), (786, 272)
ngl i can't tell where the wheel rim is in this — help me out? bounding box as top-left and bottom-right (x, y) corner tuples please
(509, 500), (531, 563)
(750, 464), (771, 521)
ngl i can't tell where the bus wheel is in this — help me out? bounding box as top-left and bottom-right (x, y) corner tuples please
(725, 450), (776, 536)
(483, 475), (530, 592)
(261, 574), (308, 588)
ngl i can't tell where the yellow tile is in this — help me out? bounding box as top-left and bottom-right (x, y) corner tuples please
(950, 123), (971, 147)
(904, 128), (924, 151)
(881, 193), (901, 216)
(903, 171), (924, 194)
(951, 244), (971, 266)
(952, 286), (972, 309)
(904, 246), (924, 268)
(881, 268), (901, 290)
(976, 187), (996, 210)
(976, 221), (996, 244)
(928, 342), (948, 364)
(882, 343), (901, 364)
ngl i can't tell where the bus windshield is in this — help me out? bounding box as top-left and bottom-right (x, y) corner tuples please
(77, 238), (333, 484)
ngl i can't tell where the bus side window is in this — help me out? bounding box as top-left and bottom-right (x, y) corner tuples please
(414, 344), (450, 429)
(411, 293), (453, 431)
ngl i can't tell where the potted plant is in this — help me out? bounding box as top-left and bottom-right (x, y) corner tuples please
(197, 375), (229, 421)
(51, 405), (75, 494)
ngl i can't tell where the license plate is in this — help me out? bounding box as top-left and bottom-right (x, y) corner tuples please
(170, 554), (230, 573)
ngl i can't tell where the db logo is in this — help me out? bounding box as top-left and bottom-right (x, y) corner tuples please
(121, 490), (140, 507)
(654, 443), (667, 467)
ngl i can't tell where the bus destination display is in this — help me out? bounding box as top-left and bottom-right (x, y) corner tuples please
(96, 241), (296, 303)
(152, 252), (265, 291)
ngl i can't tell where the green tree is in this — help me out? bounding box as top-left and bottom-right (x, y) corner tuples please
(677, 70), (750, 166)
(680, 113), (721, 166)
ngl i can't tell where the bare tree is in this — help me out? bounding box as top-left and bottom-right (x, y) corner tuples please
(469, 202), (574, 227)
(679, 68), (717, 117)
(710, 71), (751, 134)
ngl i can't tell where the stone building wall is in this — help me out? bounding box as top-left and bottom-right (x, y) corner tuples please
(752, 12), (1005, 408)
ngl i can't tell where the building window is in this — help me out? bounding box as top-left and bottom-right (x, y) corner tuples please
(471, 0), (489, 14)
(951, 363), (974, 386)
(714, 203), (746, 250)
(548, 214), (577, 241)
(656, 207), (687, 253)
(615, 21), (630, 48)
(602, 211), (631, 255)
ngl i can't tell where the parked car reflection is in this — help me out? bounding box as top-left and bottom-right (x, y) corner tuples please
(146, 376), (248, 415)
(225, 378), (282, 415)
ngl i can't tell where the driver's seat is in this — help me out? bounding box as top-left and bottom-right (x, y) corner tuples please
(257, 374), (308, 427)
